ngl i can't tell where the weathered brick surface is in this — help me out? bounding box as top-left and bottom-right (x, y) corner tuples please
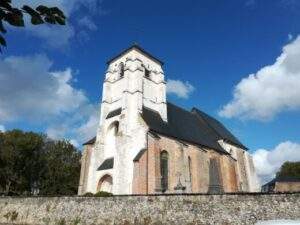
(133, 134), (247, 194)
(0, 193), (299, 225)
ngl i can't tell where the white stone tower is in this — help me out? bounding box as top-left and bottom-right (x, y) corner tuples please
(85, 45), (166, 194)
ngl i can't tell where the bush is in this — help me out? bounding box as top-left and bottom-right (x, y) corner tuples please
(82, 192), (94, 197)
(94, 191), (113, 197)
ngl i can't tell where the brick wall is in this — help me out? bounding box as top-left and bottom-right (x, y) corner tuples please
(132, 133), (247, 194)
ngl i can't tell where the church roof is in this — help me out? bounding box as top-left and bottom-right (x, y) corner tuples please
(97, 157), (114, 170)
(142, 102), (247, 153)
(82, 102), (247, 153)
(82, 136), (96, 145)
(106, 44), (164, 66)
(191, 108), (247, 149)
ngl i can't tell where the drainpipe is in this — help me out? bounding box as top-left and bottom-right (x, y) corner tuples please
(146, 132), (149, 195)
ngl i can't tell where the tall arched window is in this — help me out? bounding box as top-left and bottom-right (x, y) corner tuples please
(188, 156), (192, 185)
(119, 63), (124, 78)
(160, 151), (169, 192)
(105, 121), (119, 158)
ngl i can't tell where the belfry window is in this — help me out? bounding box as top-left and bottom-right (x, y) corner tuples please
(119, 63), (124, 78)
(145, 68), (150, 78)
(160, 151), (169, 192)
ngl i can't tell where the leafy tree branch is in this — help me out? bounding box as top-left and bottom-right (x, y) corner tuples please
(0, 0), (66, 52)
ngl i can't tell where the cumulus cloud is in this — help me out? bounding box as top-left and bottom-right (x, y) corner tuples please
(166, 79), (195, 99)
(252, 141), (300, 184)
(14, 0), (105, 47)
(219, 36), (300, 121)
(0, 54), (98, 146)
(0, 125), (5, 132)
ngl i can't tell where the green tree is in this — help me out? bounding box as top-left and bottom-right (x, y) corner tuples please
(276, 161), (300, 179)
(0, 0), (66, 52)
(40, 140), (81, 195)
(0, 130), (81, 196)
(0, 130), (45, 195)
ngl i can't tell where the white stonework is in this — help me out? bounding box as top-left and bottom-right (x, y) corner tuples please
(84, 47), (166, 195)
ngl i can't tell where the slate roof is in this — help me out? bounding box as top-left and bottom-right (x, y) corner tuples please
(106, 44), (164, 66)
(191, 108), (247, 149)
(133, 149), (147, 162)
(97, 158), (114, 171)
(142, 102), (247, 153)
(106, 108), (122, 119)
(82, 102), (247, 153)
(262, 177), (300, 187)
(82, 136), (96, 145)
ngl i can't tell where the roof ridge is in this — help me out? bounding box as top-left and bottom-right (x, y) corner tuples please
(107, 44), (164, 65)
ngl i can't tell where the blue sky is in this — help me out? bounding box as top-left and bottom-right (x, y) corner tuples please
(0, 0), (300, 183)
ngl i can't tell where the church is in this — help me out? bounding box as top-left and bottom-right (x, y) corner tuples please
(78, 45), (259, 195)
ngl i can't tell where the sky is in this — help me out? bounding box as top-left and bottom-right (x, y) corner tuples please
(0, 0), (300, 184)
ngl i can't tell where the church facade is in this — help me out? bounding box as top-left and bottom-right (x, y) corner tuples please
(78, 45), (259, 195)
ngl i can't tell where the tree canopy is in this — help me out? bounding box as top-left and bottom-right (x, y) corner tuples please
(0, 129), (81, 196)
(0, 0), (66, 52)
(276, 161), (300, 179)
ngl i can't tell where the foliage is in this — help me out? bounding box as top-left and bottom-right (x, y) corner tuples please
(0, 129), (81, 196)
(82, 191), (113, 197)
(93, 191), (113, 197)
(0, 0), (66, 52)
(82, 192), (94, 197)
(276, 161), (300, 179)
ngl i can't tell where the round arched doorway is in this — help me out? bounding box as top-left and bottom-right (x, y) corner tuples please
(97, 175), (113, 193)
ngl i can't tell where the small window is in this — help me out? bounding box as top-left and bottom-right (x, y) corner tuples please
(145, 68), (150, 78)
(119, 63), (124, 78)
(160, 151), (169, 192)
(188, 156), (192, 183)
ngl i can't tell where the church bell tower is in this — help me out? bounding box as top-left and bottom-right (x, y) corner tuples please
(86, 45), (167, 194)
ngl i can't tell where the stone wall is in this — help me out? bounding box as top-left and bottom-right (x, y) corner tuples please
(0, 193), (299, 225)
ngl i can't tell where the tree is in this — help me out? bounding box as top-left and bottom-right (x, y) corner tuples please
(0, 130), (81, 196)
(0, 0), (66, 52)
(276, 161), (300, 179)
(39, 139), (81, 195)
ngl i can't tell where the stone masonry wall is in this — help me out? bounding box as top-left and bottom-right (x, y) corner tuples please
(0, 193), (299, 225)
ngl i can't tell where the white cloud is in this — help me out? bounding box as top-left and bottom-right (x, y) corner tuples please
(252, 141), (300, 185)
(219, 36), (300, 121)
(0, 54), (98, 146)
(70, 139), (80, 148)
(288, 33), (294, 41)
(166, 79), (195, 99)
(78, 16), (98, 31)
(0, 125), (5, 132)
(14, 0), (105, 47)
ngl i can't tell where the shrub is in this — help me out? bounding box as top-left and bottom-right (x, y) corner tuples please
(94, 191), (113, 197)
(82, 192), (94, 197)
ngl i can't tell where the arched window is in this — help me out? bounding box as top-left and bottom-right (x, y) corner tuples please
(97, 174), (113, 193)
(160, 151), (169, 192)
(188, 156), (192, 184)
(119, 63), (124, 78)
(105, 121), (119, 158)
